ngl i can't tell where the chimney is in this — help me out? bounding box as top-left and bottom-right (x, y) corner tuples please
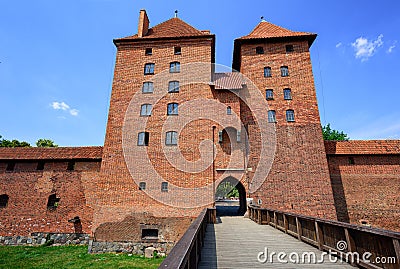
(138, 9), (149, 38)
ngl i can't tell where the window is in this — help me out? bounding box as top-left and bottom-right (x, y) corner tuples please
(144, 63), (155, 75)
(138, 132), (149, 146)
(218, 131), (223, 143)
(161, 182), (168, 192)
(140, 104), (152, 116)
(145, 48), (153, 55)
(349, 157), (355, 165)
(236, 130), (241, 143)
(169, 62), (180, 73)
(286, 45), (294, 52)
(6, 162), (15, 172)
(174, 46), (181, 55)
(266, 89), (274, 100)
(256, 46), (264, 54)
(67, 161), (75, 171)
(0, 194), (9, 208)
(142, 82), (154, 93)
(139, 182), (146, 190)
(142, 228), (158, 239)
(264, 67), (272, 77)
(268, 110), (276, 123)
(167, 103), (178, 115)
(37, 161), (45, 171)
(168, 81), (179, 93)
(227, 106), (232, 115)
(165, 131), (178, 145)
(47, 194), (60, 210)
(283, 88), (292, 100)
(286, 110), (295, 122)
(281, 66), (289, 77)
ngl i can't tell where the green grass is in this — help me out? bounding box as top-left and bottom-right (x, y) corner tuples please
(0, 245), (164, 269)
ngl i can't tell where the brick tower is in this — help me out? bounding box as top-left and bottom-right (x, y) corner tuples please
(233, 19), (337, 218)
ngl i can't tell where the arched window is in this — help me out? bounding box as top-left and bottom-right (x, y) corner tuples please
(0, 194), (9, 208)
(47, 194), (60, 210)
(144, 63), (155, 75)
(280, 66), (289, 77)
(142, 82), (154, 93)
(138, 132), (150, 146)
(283, 88), (292, 100)
(227, 106), (232, 115)
(168, 81), (179, 93)
(165, 131), (178, 145)
(167, 103), (178, 115)
(286, 110), (295, 122)
(169, 61), (180, 73)
(264, 67), (272, 77)
(140, 104), (152, 116)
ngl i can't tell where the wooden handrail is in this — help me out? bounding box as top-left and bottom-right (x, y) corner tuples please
(159, 208), (216, 269)
(248, 205), (400, 269)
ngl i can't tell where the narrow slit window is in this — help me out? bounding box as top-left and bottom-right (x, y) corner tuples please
(227, 106), (232, 115)
(236, 130), (241, 142)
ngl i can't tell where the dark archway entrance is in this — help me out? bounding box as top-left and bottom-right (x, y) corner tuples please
(215, 177), (246, 216)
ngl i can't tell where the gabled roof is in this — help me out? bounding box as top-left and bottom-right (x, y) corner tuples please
(0, 146), (103, 160)
(117, 17), (212, 41)
(324, 140), (400, 155)
(238, 20), (315, 40)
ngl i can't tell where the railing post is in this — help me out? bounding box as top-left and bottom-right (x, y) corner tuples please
(295, 217), (302, 241)
(344, 228), (356, 266)
(266, 210), (271, 225)
(273, 211), (277, 228)
(283, 214), (288, 233)
(314, 221), (324, 250)
(258, 209), (261, 224)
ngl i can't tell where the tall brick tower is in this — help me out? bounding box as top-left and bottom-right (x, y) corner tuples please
(233, 20), (337, 219)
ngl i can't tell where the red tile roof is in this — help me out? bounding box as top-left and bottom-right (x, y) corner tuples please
(213, 72), (245, 90)
(325, 140), (400, 155)
(117, 18), (211, 40)
(238, 21), (315, 40)
(0, 146), (103, 160)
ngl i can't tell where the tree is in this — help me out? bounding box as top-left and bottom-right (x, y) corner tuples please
(322, 124), (349, 141)
(0, 135), (31, 147)
(36, 139), (58, 147)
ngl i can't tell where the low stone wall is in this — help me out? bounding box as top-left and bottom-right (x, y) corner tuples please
(88, 241), (174, 257)
(0, 233), (90, 246)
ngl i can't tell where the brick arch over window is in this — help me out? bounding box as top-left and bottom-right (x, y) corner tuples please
(0, 194), (9, 208)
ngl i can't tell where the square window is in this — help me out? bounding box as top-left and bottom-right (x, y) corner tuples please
(167, 103), (178, 115)
(286, 110), (295, 122)
(168, 81), (179, 93)
(256, 46), (264, 54)
(144, 63), (155, 75)
(266, 89), (273, 100)
(286, 45), (294, 52)
(169, 62), (180, 73)
(174, 47), (181, 55)
(145, 48), (153, 55)
(139, 182), (146, 190)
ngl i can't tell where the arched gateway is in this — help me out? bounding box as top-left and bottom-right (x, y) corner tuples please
(215, 177), (247, 216)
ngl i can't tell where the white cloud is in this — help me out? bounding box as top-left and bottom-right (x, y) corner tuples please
(51, 101), (79, 117)
(335, 42), (342, 48)
(387, 41), (397, 53)
(69, 109), (79, 116)
(351, 34), (383, 61)
(51, 101), (70, 111)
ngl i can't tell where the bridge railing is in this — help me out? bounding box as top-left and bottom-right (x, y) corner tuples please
(248, 205), (400, 269)
(158, 207), (216, 269)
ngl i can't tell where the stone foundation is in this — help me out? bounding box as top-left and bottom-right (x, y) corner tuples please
(88, 241), (174, 256)
(0, 233), (89, 246)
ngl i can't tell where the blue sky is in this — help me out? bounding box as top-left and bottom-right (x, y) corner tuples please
(1, 0), (399, 146)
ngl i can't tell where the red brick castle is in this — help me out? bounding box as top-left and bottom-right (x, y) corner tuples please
(0, 10), (399, 247)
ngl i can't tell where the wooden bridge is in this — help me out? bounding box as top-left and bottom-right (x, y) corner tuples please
(159, 206), (400, 269)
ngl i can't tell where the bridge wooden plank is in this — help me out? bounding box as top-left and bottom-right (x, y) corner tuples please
(198, 216), (354, 268)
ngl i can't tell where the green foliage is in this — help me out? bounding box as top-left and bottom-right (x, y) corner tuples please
(322, 124), (349, 141)
(0, 135), (31, 147)
(36, 139), (58, 147)
(0, 245), (163, 269)
(216, 182), (239, 198)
